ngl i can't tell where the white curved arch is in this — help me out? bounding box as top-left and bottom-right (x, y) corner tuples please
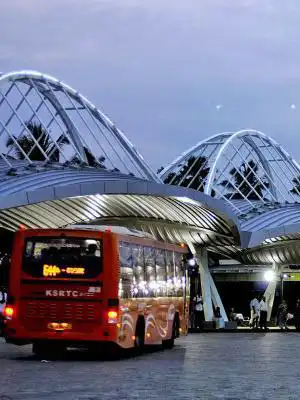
(159, 131), (234, 179)
(205, 129), (276, 197)
(160, 128), (300, 213)
(0, 70), (159, 182)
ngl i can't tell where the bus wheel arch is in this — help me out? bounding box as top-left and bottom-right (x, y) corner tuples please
(163, 312), (179, 350)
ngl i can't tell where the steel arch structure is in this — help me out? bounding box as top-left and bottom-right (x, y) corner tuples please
(0, 69), (239, 260)
(2, 70), (300, 266)
(0, 70), (159, 181)
(159, 129), (300, 215)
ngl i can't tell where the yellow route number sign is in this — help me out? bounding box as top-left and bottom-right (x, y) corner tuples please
(43, 264), (85, 277)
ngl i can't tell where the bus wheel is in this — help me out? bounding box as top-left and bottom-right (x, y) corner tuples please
(134, 317), (145, 355)
(163, 314), (179, 350)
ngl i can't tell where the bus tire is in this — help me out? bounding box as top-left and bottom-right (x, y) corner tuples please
(134, 317), (145, 355)
(163, 313), (179, 350)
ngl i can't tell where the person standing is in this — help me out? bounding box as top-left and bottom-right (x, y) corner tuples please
(249, 295), (260, 330)
(194, 294), (204, 331)
(190, 298), (196, 329)
(259, 295), (268, 331)
(214, 306), (224, 330)
(277, 300), (289, 331)
(0, 287), (7, 336)
(294, 299), (300, 331)
(229, 308), (237, 322)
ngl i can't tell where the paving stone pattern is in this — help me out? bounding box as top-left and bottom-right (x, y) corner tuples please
(1, 333), (300, 400)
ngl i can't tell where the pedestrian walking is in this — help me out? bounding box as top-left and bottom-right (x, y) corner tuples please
(259, 295), (268, 331)
(249, 295), (260, 330)
(277, 300), (289, 331)
(193, 294), (204, 331)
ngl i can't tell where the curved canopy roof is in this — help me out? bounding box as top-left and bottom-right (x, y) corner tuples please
(0, 160), (238, 259)
(160, 129), (300, 264)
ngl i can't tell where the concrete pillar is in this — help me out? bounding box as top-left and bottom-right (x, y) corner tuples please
(186, 242), (227, 323)
(197, 248), (214, 321)
(264, 263), (282, 321)
(210, 274), (228, 322)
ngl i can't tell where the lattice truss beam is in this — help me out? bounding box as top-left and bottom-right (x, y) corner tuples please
(0, 70), (158, 181)
(159, 129), (300, 214)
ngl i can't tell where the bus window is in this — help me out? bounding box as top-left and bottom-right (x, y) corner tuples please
(132, 244), (145, 298)
(119, 242), (133, 299)
(155, 248), (167, 297)
(22, 237), (102, 279)
(143, 246), (155, 297)
(174, 252), (185, 297)
(165, 250), (175, 297)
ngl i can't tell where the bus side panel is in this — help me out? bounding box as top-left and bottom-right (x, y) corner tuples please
(117, 299), (139, 349)
(115, 243), (189, 349)
(117, 298), (162, 349)
(117, 296), (189, 349)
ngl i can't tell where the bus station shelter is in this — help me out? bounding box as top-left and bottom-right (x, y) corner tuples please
(1, 70), (300, 322)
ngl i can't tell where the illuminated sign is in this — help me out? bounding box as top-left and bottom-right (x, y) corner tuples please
(43, 264), (85, 277)
(45, 287), (101, 297)
(48, 322), (72, 331)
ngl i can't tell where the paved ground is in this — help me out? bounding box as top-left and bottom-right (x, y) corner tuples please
(1, 332), (300, 400)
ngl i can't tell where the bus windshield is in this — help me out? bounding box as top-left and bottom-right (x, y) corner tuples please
(22, 237), (102, 279)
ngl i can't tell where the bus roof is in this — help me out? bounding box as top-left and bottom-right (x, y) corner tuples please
(66, 225), (156, 240)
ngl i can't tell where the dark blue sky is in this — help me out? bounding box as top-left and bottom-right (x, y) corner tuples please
(1, 0), (300, 171)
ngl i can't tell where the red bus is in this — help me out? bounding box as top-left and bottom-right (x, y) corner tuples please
(4, 225), (190, 357)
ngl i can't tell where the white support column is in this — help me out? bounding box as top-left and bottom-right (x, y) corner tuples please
(197, 248), (214, 321)
(264, 263), (282, 321)
(186, 242), (227, 323)
(209, 275), (228, 322)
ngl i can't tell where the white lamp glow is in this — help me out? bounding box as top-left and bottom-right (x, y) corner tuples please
(188, 258), (196, 267)
(264, 270), (275, 282)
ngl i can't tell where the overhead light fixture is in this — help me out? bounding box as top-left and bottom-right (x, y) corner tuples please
(264, 270), (275, 282)
(188, 258), (196, 267)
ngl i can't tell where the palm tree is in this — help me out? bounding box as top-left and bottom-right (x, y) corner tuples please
(6, 122), (69, 162)
(70, 147), (106, 168)
(163, 156), (210, 192)
(220, 159), (269, 200)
